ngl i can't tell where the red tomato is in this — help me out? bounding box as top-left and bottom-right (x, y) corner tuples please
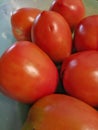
(50, 0), (85, 29)
(0, 41), (58, 103)
(74, 15), (98, 51)
(61, 51), (98, 107)
(22, 94), (98, 130)
(31, 10), (72, 63)
(11, 8), (41, 41)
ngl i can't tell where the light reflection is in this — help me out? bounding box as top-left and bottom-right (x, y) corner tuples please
(82, 126), (95, 130)
(28, 16), (34, 22)
(79, 24), (85, 34)
(69, 60), (77, 68)
(1, 32), (7, 39)
(70, 5), (76, 10)
(24, 64), (39, 77)
(92, 71), (98, 82)
(6, 44), (16, 53)
(44, 106), (53, 111)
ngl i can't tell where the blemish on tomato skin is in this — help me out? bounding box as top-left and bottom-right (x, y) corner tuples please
(48, 23), (58, 32)
(13, 27), (26, 40)
(15, 28), (23, 35)
(48, 24), (54, 32)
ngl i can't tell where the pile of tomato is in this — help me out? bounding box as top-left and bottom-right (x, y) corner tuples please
(0, 0), (98, 129)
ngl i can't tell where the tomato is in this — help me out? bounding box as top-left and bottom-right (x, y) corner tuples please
(0, 41), (58, 103)
(22, 94), (98, 130)
(61, 51), (98, 107)
(31, 10), (72, 63)
(74, 15), (98, 51)
(50, 0), (85, 30)
(11, 8), (41, 41)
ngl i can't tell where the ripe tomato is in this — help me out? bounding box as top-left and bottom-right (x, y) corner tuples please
(61, 51), (98, 107)
(22, 94), (98, 130)
(11, 8), (41, 41)
(50, 0), (85, 29)
(0, 41), (58, 103)
(74, 15), (98, 51)
(31, 10), (72, 63)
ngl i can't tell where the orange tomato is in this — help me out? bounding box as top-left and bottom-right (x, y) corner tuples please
(11, 8), (41, 41)
(22, 94), (98, 130)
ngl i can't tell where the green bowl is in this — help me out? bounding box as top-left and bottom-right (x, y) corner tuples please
(0, 0), (98, 130)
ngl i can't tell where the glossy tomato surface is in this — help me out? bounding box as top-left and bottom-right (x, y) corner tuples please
(31, 10), (72, 63)
(22, 94), (98, 130)
(11, 8), (41, 41)
(74, 15), (98, 51)
(0, 41), (58, 103)
(61, 51), (98, 107)
(50, 0), (85, 29)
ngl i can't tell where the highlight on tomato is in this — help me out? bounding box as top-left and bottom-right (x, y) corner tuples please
(74, 15), (98, 51)
(50, 0), (85, 30)
(22, 94), (98, 130)
(61, 50), (98, 107)
(11, 8), (41, 41)
(0, 41), (58, 103)
(31, 10), (72, 63)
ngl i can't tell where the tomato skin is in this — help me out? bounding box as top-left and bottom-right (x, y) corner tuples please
(0, 41), (58, 103)
(31, 10), (72, 63)
(11, 8), (41, 41)
(61, 51), (98, 107)
(74, 15), (98, 51)
(22, 94), (98, 130)
(50, 0), (85, 29)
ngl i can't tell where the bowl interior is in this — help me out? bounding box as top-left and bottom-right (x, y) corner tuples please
(0, 0), (98, 130)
